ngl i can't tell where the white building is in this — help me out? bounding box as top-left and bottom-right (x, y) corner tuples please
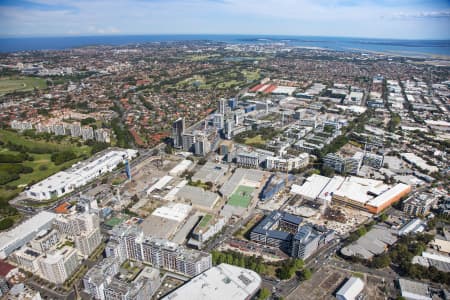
(38, 246), (79, 284)
(0, 211), (56, 259)
(266, 154), (309, 172)
(162, 263), (261, 300)
(26, 149), (138, 200)
(336, 277), (365, 300)
(75, 228), (102, 257)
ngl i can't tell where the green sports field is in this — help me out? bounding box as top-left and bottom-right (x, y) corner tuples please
(228, 185), (255, 208)
(0, 77), (47, 96)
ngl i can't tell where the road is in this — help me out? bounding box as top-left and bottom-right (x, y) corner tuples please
(10, 144), (165, 214)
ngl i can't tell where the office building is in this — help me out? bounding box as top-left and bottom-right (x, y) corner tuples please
(260, 174), (295, 201)
(250, 211), (302, 252)
(38, 246), (79, 284)
(172, 118), (185, 149)
(362, 152), (384, 169)
(291, 225), (332, 260)
(163, 263), (261, 300)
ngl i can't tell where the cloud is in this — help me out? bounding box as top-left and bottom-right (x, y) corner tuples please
(388, 10), (450, 19)
(0, 0), (449, 39)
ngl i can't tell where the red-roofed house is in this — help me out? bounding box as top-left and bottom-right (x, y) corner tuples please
(0, 260), (18, 280)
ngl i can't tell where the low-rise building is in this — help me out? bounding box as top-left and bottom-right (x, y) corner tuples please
(403, 194), (436, 216)
(162, 264), (261, 300)
(336, 277), (364, 300)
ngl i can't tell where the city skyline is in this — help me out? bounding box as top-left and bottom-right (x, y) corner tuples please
(0, 0), (449, 39)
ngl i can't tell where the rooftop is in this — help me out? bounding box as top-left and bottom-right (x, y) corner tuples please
(163, 263), (261, 300)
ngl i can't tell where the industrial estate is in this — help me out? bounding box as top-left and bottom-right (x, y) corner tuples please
(0, 33), (448, 300)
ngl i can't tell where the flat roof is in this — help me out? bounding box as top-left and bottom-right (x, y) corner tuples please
(367, 183), (410, 208)
(140, 216), (179, 239)
(290, 174), (331, 200)
(176, 185), (220, 209)
(0, 211), (56, 257)
(398, 278), (431, 300)
(152, 203), (191, 222)
(163, 264), (261, 300)
(191, 162), (228, 184)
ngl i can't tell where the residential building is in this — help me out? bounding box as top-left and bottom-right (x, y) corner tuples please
(236, 151), (260, 168)
(75, 227), (102, 257)
(172, 118), (185, 149)
(403, 194), (436, 216)
(38, 246), (78, 284)
(266, 153), (309, 172)
(29, 229), (59, 253)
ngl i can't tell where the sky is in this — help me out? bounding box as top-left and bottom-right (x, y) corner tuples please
(0, 0), (449, 39)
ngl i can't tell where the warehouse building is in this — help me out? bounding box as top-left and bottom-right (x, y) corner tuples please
(175, 185), (220, 212)
(140, 203), (192, 240)
(0, 211), (56, 259)
(162, 263), (261, 300)
(336, 277), (365, 300)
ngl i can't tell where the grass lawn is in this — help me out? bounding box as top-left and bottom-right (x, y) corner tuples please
(217, 80), (240, 89)
(245, 135), (265, 145)
(242, 69), (260, 81)
(199, 214), (213, 228)
(0, 129), (91, 156)
(0, 130), (92, 204)
(0, 76), (47, 96)
(228, 185), (255, 208)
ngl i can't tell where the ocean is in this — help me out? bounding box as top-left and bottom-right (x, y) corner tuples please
(0, 34), (449, 57)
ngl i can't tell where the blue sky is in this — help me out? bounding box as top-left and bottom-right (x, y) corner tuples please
(0, 0), (449, 39)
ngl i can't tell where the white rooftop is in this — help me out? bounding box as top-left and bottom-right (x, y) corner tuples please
(152, 203), (191, 222)
(336, 277), (364, 300)
(163, 263), (261, 300)
(367, 183), (410, 208)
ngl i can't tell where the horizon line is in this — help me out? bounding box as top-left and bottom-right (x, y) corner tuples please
(0, 33), (449, 41)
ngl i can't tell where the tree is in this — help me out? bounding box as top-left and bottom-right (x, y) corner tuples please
(258, 288), (271, 300)
(299, 268), (312, 281)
